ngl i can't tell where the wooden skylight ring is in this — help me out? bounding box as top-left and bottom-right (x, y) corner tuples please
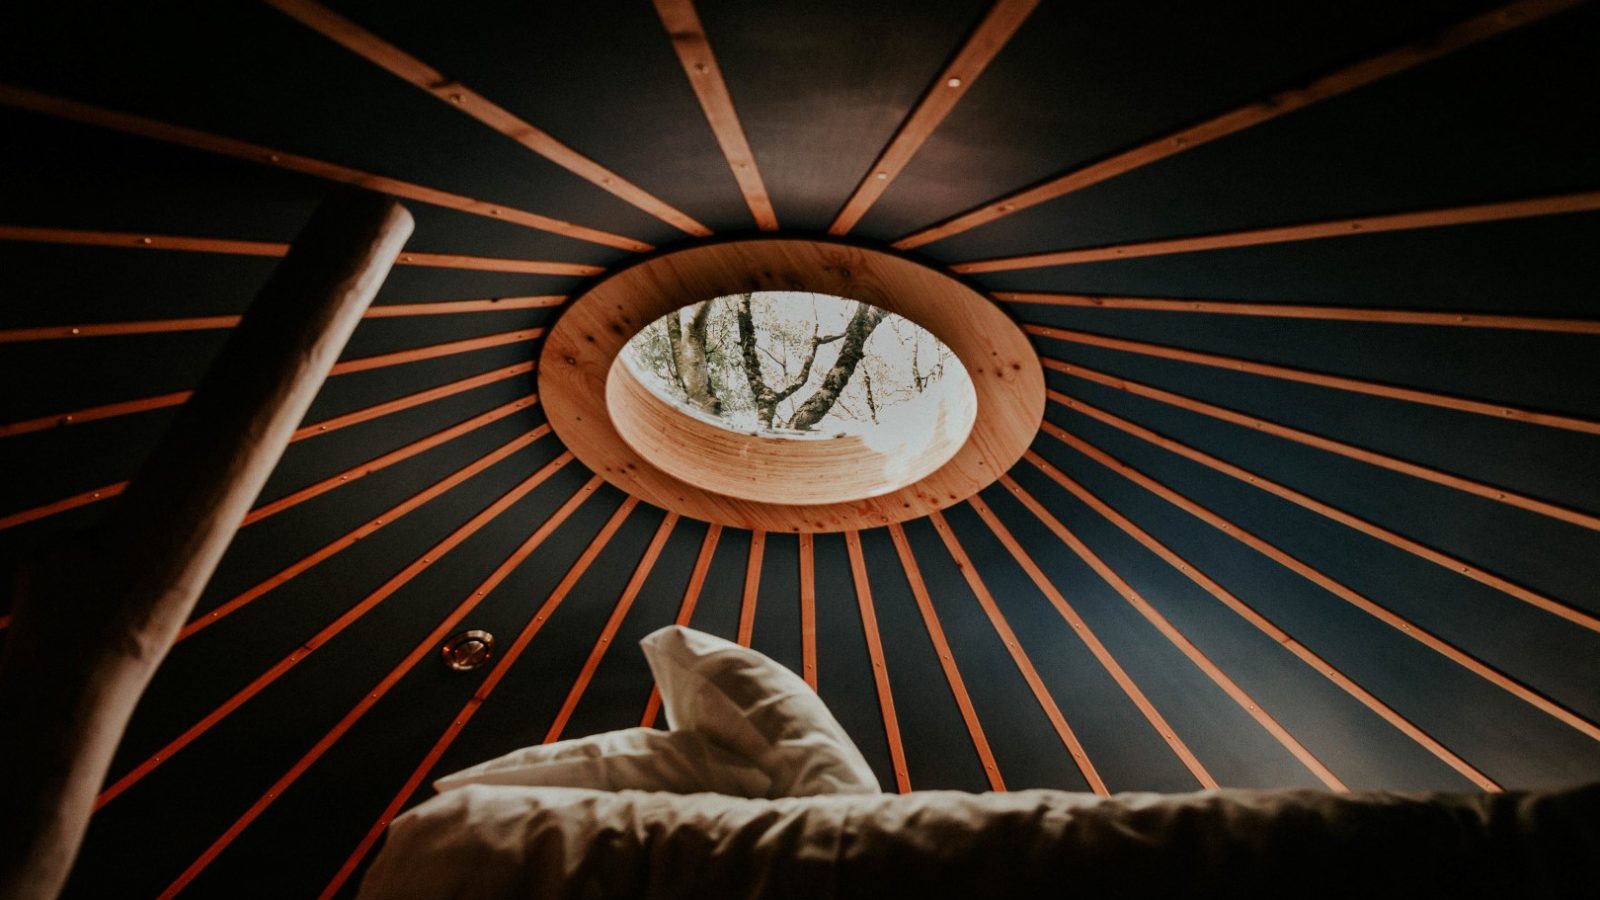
(538, 237), (1043, 532)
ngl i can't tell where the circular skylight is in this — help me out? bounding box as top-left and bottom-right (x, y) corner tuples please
(620, 291), (974, 439)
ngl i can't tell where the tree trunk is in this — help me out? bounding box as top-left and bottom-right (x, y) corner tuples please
(0, 189), (413, 900)
(672, 301), (720, 415)
(734, 293), (840, 428)
(786, 302), (887, 431)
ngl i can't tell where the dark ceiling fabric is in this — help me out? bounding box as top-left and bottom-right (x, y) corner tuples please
(0, 0), (1596, 897)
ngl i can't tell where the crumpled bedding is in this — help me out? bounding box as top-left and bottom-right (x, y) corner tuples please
(357, 782), (1600, 899)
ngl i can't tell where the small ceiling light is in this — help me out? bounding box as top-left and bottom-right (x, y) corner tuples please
(946, 77), (961, 88)
(441, 630), (495, 671)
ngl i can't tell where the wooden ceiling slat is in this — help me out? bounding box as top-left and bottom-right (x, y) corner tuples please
(896, 0), (1589, 250)
(1049, 424), (1600, 744)
(244, 400), (540, 526)
(95, 455), (579, 811)
(1028, 327), (1600, 437)
(0, 83), (653, 252)
(888, 523), (1007, 791)
(546, 514), (679, 743)
(0, 331), (541, 440)
(846, 530), (912, 793)
(827, 0), (1038, 235)
(1051, 392), (1600, 635)
(737, 529), (766, 646)
(642, 524), (721, 728)
(927, 510), (1108, 795)
(0, 297), (564, 345)
(1023, 451), (1501, 792)
(265, 0), (710, 239)
(967, 495), (1219, 789)
(956, 191), (1600, 272)
(0, 225), (604, 275)
(1048, 359), (1600, 534)
(320, 484), (626, 900)
(0, 362), (538, 534)
(652, 0), (779, 230)
(798, 532), (817, 690)
(997, 474), (1348, 791)
(999, 292), (1600, 335)
(168, 481), (620, 900)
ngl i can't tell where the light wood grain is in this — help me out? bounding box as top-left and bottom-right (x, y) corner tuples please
(538, 238), (1043, 532)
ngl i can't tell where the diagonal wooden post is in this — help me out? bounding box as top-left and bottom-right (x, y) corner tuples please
(0, 190), (413, 900)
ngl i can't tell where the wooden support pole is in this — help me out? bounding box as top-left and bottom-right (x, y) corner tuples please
(0, 190), (413, 900)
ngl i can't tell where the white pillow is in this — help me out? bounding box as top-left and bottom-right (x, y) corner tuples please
(641, 625), (880, 797)
(432, 726), (771, 797)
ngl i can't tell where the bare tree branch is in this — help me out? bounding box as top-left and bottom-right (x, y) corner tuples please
(786, 301), (887, 431)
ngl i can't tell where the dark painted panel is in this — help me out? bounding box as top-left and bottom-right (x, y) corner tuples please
(1043, 401), (1600, 724)
(860, 0), (1502, 240)
(1006, 459), (1478, 792)
(899, 516), (1090, 791)
(696, 0), (991, 231)
(1033, 333), (1600, 523)
(69, 460), (602, 899)
(750, 531), (803, 675)
(940, 501), (1203, 792)
(1022, 305), (1600, 420)
(0, 1), (672, 245)
(856, 526), (987, 791)
(811, 531), (895, 789)
(687, 528), (751, 643)
(427, 492), (656, 774)
(1031, 410), (1600, 788)
(1049, 369), (1600, 618)
(562, 517), (711, 738)
(328, 0), (751, 235)
(926, 7), (1600, 260)
(977, 480), (1323, 790)
(974, 210), (1600, 318)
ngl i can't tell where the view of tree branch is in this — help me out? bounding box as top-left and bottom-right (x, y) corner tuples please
(623, 292), (957, 435)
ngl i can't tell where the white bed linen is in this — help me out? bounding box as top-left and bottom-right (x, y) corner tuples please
(357, 781), (1600, 899)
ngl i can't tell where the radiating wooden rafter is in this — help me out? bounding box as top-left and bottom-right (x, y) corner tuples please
(956, 191), (1600, 273)
(887, 523), (1006, 791)
(0, 83), (652, 251)
(1050, 392), (1600, 634)
(736, 529), (766, 646)
(545, 513), (679, 743)
(160, 482), (615, 899)
(997, 475), (1347, 791)
(319, 494), (636, 900)
(828, 0), (1038, 235)
(925, 511), (1108, 794)
(179, 428), (558, 642)
(265, 0), (710, 238)
(1043, 359), (1600, 533)
(652, 0), (779, 230)
(0, 362), (536, 532)
(0, 225), (602, 275)
(967, 495), (1219, 789)
(94, 456), (581, 811)
(1028, 327), (1600, 437)
(846, 530), (912, 793)
(1044, 423), (1600, 744)
(998, 291), (1600, 335)
(894, 0), (1589, 249)
(641, 524), (721, 728)
(0, 295), (564, 344)
(798, 532), (818, 689)
(1021, 450), (1500, 791)
(0, 328), (541, 439)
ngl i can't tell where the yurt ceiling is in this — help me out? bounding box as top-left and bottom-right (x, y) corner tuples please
(3, 0), (1599, 895)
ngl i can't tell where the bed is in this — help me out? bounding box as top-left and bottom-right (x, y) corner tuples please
(356, 627), (1600, 899)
